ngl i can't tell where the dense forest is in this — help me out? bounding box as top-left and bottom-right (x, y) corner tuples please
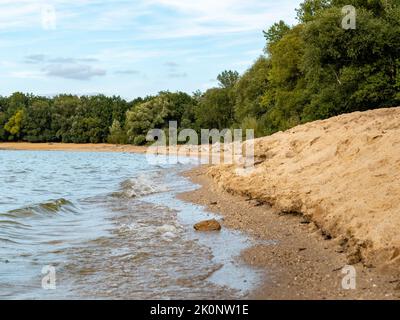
(1, 0), (399, 145)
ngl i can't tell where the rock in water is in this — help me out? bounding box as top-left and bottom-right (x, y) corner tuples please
(194, 219), (222, 232)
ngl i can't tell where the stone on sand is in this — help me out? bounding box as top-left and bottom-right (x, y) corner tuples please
(194, 219), (222, 232)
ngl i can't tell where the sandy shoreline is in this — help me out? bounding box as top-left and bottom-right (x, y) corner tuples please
(0, 142), (149, 153)
(3, 125), (400, 299)
(207, 108), (400, 275)
(0, 142), (219, 160)
(179, 166), (400, 300)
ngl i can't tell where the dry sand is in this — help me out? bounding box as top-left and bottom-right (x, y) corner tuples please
(179, 167), (400, 299)
(179, 107), (400, 299)
(206, 107), (400, 274)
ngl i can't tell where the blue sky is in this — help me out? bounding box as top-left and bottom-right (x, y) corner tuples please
(0, 0), (300, 100)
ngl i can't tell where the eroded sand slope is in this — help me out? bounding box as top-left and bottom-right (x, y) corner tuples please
(208, 107), (400, 272)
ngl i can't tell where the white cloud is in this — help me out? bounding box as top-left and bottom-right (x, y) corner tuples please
(167, 72), (187, 78)
(12, 54), (105, 80)
(139, 0), (299, 38)
(43, 63), (106, 80)
(0, 0), (300, 97)
(115, 69), (140, 75)
(10, 70), (45, 79)
(0, 0), (299, 37)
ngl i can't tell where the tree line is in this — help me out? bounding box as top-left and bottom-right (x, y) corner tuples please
(1, 0), (399, 145)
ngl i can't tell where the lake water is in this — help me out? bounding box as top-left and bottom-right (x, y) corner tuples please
(0, 150), (261, 299)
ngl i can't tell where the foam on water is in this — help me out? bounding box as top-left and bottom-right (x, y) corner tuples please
(0, 150), (266, 299)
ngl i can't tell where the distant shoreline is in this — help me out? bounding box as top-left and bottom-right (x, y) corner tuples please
(0, 142), (229, 160)
(0, 142), (149, 154)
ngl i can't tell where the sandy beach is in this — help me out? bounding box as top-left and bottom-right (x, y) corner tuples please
(0, 142), (149, 154)
(178, 107), (400, 299)
(0, 142), (226, 161)
(206, 107), (400, 272)
(179, 167), (400, 299)
(2, 107), (400, 299)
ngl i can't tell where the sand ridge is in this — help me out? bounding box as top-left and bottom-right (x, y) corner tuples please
(207, 107), (400, 272)
(180, 167), (399, 299)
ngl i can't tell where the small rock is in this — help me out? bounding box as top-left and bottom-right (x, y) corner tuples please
(194, 219), (222, 232)
(210, 201), (218, 205)
(253, 200), (263, 207)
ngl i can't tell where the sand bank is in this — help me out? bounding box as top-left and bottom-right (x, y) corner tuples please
(203, 107), (400, 274)
(180, 166), (400, 299)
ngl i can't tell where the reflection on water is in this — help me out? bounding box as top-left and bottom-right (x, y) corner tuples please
(0, 150), (261, 299)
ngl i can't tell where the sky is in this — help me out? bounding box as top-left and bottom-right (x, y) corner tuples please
(0, 0), (300, 100)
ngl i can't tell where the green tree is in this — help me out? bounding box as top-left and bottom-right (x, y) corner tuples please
(69, 116), (103, 143)
(261, 25), (308, 134)
(195, 88), (234, 129)
(234, 56), (270, 122)
(0, 97), (8, 141)
(240, 116), (265, 138)
(301, 5), (400, 121)
(331, 0), (393, 16)
(263, 21), (291, 53)
(296, 0), (331, 22)
(23, 100), (55, 142)
(51, 95), (81, 142)
(125, 92), (195, 145)
(107, 120), (127, 144)
(217, 70), (239, 89)
(4, 109), (26, 140)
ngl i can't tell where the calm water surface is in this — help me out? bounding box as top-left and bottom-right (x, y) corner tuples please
(0, 150), (261, 299)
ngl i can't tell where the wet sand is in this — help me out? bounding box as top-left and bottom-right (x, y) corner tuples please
(178, 166), (400, 300)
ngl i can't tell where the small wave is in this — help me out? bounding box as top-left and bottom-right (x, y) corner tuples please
(0, 237), (19, 244)
(112, 174), (168, 198)
(161, 231), (178, 242)
(39, 198), (74, 213)
(156, 225), (181, 242)
(0, 220), (30, 227)
(156, 224), (179, 234)
(2, 198), (76, 218)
